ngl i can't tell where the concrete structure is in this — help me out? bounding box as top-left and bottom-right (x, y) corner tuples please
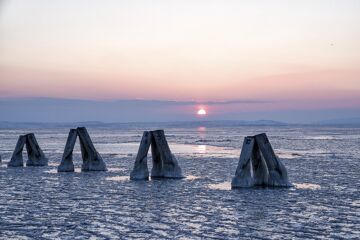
(25, 133), (48, 166)
(130, 131), (151, 180)
(232, 133), (291, 188)
(57, 129), (77, 172)
(130, 130), (184, 180)
(8, 134), (48, 167)
(57, 127), (107, 172)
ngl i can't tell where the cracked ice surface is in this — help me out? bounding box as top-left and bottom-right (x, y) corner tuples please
(0, 126), (360, 239)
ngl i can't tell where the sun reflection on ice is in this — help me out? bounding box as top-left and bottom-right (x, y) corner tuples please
(197, 126), (207, 142)
(196, 145), (207, 154)
(197, 126), (206, 132)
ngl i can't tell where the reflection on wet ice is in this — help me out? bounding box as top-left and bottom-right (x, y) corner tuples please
(293, 183), (321, 190)
(106, 176), (129, 181)
(208, 182), (231, 190)
(196, 145), (207, 154)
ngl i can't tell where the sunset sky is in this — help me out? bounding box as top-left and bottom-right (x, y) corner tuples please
(1, 0), (360, 123)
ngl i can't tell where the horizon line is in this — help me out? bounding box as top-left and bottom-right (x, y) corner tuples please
(0, 96), (270, 105)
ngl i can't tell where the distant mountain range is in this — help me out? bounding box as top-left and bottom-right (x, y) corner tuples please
(0, 120), (287, 129)
(1, 118), (360, 129)
(1, 97), (360, 125)
(314, 118), (360, 126)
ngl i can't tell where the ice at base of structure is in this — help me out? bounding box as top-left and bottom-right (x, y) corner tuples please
(57, 161), (75, 172)
(231, 175), (255, 188)
(130, 166), (149, 180)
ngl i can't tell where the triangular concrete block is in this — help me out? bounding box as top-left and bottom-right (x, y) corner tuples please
(57, 129), (77, 172)
(130, 129), (184, 180)
(77, 127), (107, 171)
(231, 136), (255, 187)
(232, 133), (291, 188)
(255, 133), (291, 187)
(8, 135), (26, 167)
(25, 133), (48, 166)
(130, 131), (151, 180)
(150, 130), (184, 179)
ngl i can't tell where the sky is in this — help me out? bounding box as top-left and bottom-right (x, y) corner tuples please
(0, 0), (360, 123)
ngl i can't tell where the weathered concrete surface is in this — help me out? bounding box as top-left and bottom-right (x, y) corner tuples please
(57, 129), (77, 172)
(130, 131), (151, 180)
(255, 133), (291, 187)
(231, 137), (255, 187)
(8, 135), (26, 167)
(151, 130), (184, 179)
(25, 133), (48, 166)
(232, 133), (291, 188)
(251, 142), (270, 186)
(77, 127), (107, 172)
(130, 129), (184, 180)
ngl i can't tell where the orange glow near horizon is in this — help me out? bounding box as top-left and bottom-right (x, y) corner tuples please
(0, 1), (359, 110)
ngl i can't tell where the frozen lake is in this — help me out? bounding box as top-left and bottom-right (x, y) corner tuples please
(0, 126), (359, 239)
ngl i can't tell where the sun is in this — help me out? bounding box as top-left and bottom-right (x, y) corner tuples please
(197, 109), (207, 116)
